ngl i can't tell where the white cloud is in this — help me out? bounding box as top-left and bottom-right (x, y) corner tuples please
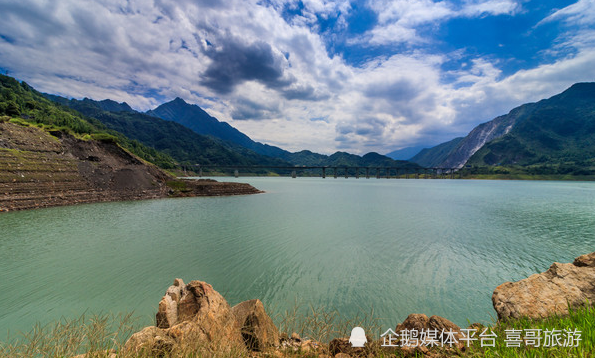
(360, 0), (520, 46)
(536, 0), (595, 58)
(539, 0), (595, 26)
(0, 0), (592, 155)
(461, 0), (520, 17)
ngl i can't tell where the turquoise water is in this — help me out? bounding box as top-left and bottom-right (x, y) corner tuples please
(1, 178), (594, 338)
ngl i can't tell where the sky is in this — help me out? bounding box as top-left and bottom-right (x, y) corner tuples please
(1, 0), (594, 155)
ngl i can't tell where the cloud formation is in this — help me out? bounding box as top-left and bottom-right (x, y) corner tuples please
(201, 36), (294, 94)
(0, 0), (593, 154)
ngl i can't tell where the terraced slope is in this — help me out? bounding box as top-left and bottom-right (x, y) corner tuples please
(0, 121), (261, 212)
(0, 121), (171, 211)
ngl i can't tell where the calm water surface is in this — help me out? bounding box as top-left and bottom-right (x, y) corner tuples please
(1, 178), (595, 338)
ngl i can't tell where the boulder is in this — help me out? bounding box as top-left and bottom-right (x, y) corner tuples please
(125, 278), (281, 355)
(278, 332), (324, 355)
(123, 326), (175, 357)
(231, 299), (280, 351)
(492, 252), (595, 320)
(395, 313), (462, 342)
(395, 313), (430, 333)
(574, 251), (595, 267)
(328, 331), (380, 357)
(329, 337), (368, 357)
(371, 313), (464, 356)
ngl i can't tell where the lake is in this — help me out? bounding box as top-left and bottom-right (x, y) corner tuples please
(1, 177), (594, 339)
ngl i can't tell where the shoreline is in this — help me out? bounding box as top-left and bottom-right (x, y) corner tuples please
(0, 178), (263, 212)
(188, 172), (595, 181)
(0, 122), (262, 213)
(2, 252), (593, 357)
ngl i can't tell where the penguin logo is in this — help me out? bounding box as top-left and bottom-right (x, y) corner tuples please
(349, 326), (367, 347)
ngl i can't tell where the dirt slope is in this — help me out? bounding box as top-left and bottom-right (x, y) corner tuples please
(0, 122), (260, 211)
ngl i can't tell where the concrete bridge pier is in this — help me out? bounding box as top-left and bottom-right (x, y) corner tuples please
(345, 168), (349, 179)
(355, 167), (360, 179)
(292, 170), (297, 178)
(386, 167), (390, 179)
(199, 167), (202, 177)
(234, 169), (239, 178)
(376, 168), (381, 179)
(334, 167), (337, 179)
(366, 167), (370, 179)
(322, 167), (326, 179)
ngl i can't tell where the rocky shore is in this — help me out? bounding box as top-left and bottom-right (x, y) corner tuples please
(0, 122), (261, 212)
(492, 251), (595, 320)
(93, 251), (594, 358)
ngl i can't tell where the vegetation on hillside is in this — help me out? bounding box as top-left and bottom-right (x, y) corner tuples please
(465, 83), (595, 176)
(55, 96), (417, 172)
(409, 137), (464, 168)
(47, 96), (294, 171)
(0, 74), (177, 169)
(147, 97), (289, 158)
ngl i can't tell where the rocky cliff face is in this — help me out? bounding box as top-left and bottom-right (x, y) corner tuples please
(439, 103), (536, 168)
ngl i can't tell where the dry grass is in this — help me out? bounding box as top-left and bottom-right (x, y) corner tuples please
(2, 304), (594, 358)
(0, 313), (137, 358)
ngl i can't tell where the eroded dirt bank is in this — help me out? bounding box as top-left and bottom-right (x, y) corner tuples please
(0, 122), (261, 212)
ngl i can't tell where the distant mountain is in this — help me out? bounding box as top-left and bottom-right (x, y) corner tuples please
(438, 102), (538, 168)
(147, 98), (288, 158)
(46, 96), (293, 168)
(146, 97), (420, 168)
(280, 150), (421, 168)
(385, 145), (428, 160)
(466, 83), (595, 170)
(45, 96), (134, 113)
(409, 137), (464, 167)
(96, 99), (134, 113)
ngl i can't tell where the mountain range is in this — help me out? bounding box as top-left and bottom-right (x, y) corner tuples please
(147, 98), (287, 158)
(4, 72), (594, 176)
(45, 94), (418, 170)
(467, 83), (595, 169)
(45, 95), (290, 169)
(407, 82), (595, 175)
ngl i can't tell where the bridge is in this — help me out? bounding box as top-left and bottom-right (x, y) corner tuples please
(183, 165), (460, 179)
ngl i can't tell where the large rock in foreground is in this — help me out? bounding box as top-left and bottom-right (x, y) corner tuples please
(493, 252), (595, 320)
(124, 279), (278, 356)
(231, 299), (279, 351)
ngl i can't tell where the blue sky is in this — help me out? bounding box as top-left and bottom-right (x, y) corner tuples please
(1, 0), (594, 154)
